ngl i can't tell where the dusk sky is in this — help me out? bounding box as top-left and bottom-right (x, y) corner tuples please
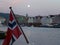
(0, 0), (60, 16)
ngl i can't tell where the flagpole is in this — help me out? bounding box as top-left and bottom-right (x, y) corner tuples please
(9, 7), (29, 44)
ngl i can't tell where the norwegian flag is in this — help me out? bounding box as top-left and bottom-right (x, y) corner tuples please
(2, 8), (22, 45)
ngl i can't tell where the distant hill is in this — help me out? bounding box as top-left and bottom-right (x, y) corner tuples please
(0, 13), (9, 19)
(0, 13), (25, 19)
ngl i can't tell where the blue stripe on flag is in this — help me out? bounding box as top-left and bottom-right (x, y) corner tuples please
(11, 36), (15, 45)
(8, 21), (16, 28)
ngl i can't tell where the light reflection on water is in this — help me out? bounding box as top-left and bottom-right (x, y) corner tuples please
(0, 40), (3, 45)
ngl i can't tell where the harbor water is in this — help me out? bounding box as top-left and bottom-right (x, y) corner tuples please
(0, 26), (60, 45)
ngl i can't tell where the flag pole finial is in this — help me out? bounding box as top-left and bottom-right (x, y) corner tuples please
(9, 7), (12, 9)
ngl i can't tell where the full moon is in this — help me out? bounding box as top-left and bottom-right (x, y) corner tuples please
(27, 5), (30, 8)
